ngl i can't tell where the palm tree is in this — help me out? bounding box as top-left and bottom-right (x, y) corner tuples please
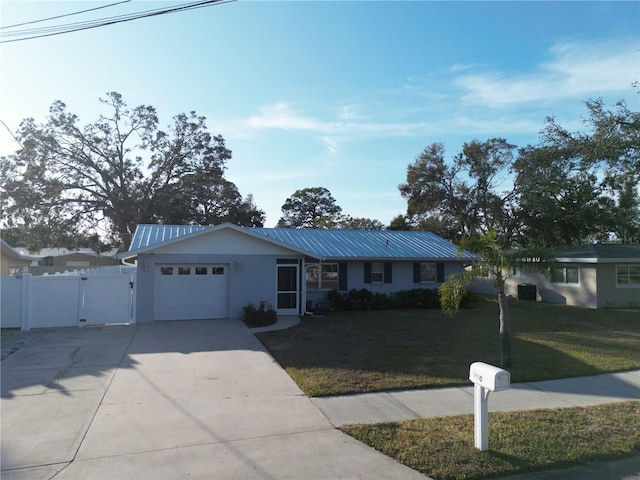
(439, 231), (556, 368)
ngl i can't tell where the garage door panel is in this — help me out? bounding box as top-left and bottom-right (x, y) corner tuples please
(155, 265), (228, 321)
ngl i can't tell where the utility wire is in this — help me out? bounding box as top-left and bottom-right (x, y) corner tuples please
(1, 0), (132, 30)
(0, 0), (235, 44)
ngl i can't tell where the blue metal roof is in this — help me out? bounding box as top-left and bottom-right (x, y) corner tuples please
(129, 224), (209, 251)
(128, 224), (475, 261)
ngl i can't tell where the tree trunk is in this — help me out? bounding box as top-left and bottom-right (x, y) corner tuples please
(497, 290), (512, 368)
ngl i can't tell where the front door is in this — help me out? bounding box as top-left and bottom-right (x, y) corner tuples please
(276, 264), (299, 315)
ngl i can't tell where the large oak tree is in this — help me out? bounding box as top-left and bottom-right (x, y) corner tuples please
(399, 139), (518, 246)
(0, 92), (264, 249)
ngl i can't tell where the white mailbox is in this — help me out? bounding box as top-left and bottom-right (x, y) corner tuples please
(469, 362), (511, 451)
(469, 362), (510, 391)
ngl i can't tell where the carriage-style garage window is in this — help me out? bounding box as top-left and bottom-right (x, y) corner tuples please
(178, 267), (191, 275)
(195, 267), (208, 275)
(160, 267), (173, 275)
(213, 267), (225, 275)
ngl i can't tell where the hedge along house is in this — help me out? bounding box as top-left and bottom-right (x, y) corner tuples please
(119, 223), (476, 322)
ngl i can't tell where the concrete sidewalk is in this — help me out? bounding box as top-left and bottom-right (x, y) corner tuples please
(1, 320), (426, 480)
(311, 370), (640, 427)
(310, 371), (640, 480)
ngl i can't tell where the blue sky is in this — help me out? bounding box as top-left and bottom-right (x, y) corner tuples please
(1, 1), (638, 228)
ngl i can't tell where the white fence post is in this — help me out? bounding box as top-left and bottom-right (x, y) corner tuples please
(21, 273), (31, 331)
(129, 272), (138, 323)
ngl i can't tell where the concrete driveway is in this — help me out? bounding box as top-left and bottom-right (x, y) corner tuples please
(1, 320), (426, 480)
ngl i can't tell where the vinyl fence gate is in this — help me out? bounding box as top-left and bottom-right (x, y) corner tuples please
(1, 273), (136, 331)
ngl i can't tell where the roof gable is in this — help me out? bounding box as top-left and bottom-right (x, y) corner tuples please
(124, 224), (475, 261)
(152, 227), (308, 256)
(121, 223), (319, 260)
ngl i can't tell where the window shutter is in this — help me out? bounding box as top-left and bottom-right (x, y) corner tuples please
(339, 263), (348, 290)
(384, 263), (392, 283)
(436, 263), (445, 283)
(413, 263), (421, 283)
(364, 262), (372, 284)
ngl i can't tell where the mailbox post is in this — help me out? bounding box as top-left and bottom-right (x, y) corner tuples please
(469, 362), (510, 451)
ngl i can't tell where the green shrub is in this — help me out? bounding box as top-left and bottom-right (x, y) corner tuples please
(327, 289), (347, 311)
(242, 302), (277, 328)
(325, 287), (476, 312)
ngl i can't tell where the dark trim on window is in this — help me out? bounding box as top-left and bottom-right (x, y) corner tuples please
(364, 262), (372, 284)
(339, 262), (348, 290)
(413, 263), (421, 283)
(436, 263), (445, 283)
(384, 263), (392, 284)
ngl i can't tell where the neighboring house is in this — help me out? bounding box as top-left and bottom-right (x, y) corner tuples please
(13, 247), (121, 275)
(470, 244), (640, 309)
(0, 239), (33, 276)
(119, 223), (476, 322)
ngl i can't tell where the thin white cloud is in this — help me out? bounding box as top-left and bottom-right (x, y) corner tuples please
(456, 39), (638, 107)
(337, 103), (364, 121)
(247, 102), (328, 131)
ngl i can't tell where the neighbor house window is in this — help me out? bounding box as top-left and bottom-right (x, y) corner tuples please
(511, 266), (523, 276)
(552, 266), (579, 284)
(306, 263), (339, 290)
(420, 263), (437, 283)
(616, 265), (640, 287)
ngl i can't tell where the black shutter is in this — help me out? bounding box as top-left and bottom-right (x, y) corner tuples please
(364, 262), (372, 284)
(413, 263), (421, 283)
(384, 263), (392, 283)
(436, 263), (445, 283)
(339, 263), (348, 290)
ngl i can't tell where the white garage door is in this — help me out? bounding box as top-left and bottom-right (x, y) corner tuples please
(155, 264), (228, 321)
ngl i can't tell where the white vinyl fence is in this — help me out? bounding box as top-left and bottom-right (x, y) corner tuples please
(1, 271), (136, 331)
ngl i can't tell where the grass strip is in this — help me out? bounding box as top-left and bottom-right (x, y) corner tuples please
(341, 401), (640, 480)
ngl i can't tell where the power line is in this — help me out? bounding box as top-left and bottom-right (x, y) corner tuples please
(0, 0), (235, 44)
(1, 0), (132, 30)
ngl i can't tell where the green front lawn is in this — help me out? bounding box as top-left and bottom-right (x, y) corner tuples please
(256, 296), (640, 396)
(342, 401), (640, 480)
(257, 297), (640, 479)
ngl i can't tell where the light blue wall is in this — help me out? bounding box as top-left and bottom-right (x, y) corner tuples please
(136, 253), (302, 322)
(306, 260), (468, 307)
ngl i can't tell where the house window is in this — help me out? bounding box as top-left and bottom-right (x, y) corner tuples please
(420, 263), (437, 283)
(552, 266), (579, 284)
(371, 262), (384, 283)
(306, 263), (339, 290)
(616, 265), (640, 287)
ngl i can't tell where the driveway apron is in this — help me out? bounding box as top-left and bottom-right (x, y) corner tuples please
(1, 320), (426, 479)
